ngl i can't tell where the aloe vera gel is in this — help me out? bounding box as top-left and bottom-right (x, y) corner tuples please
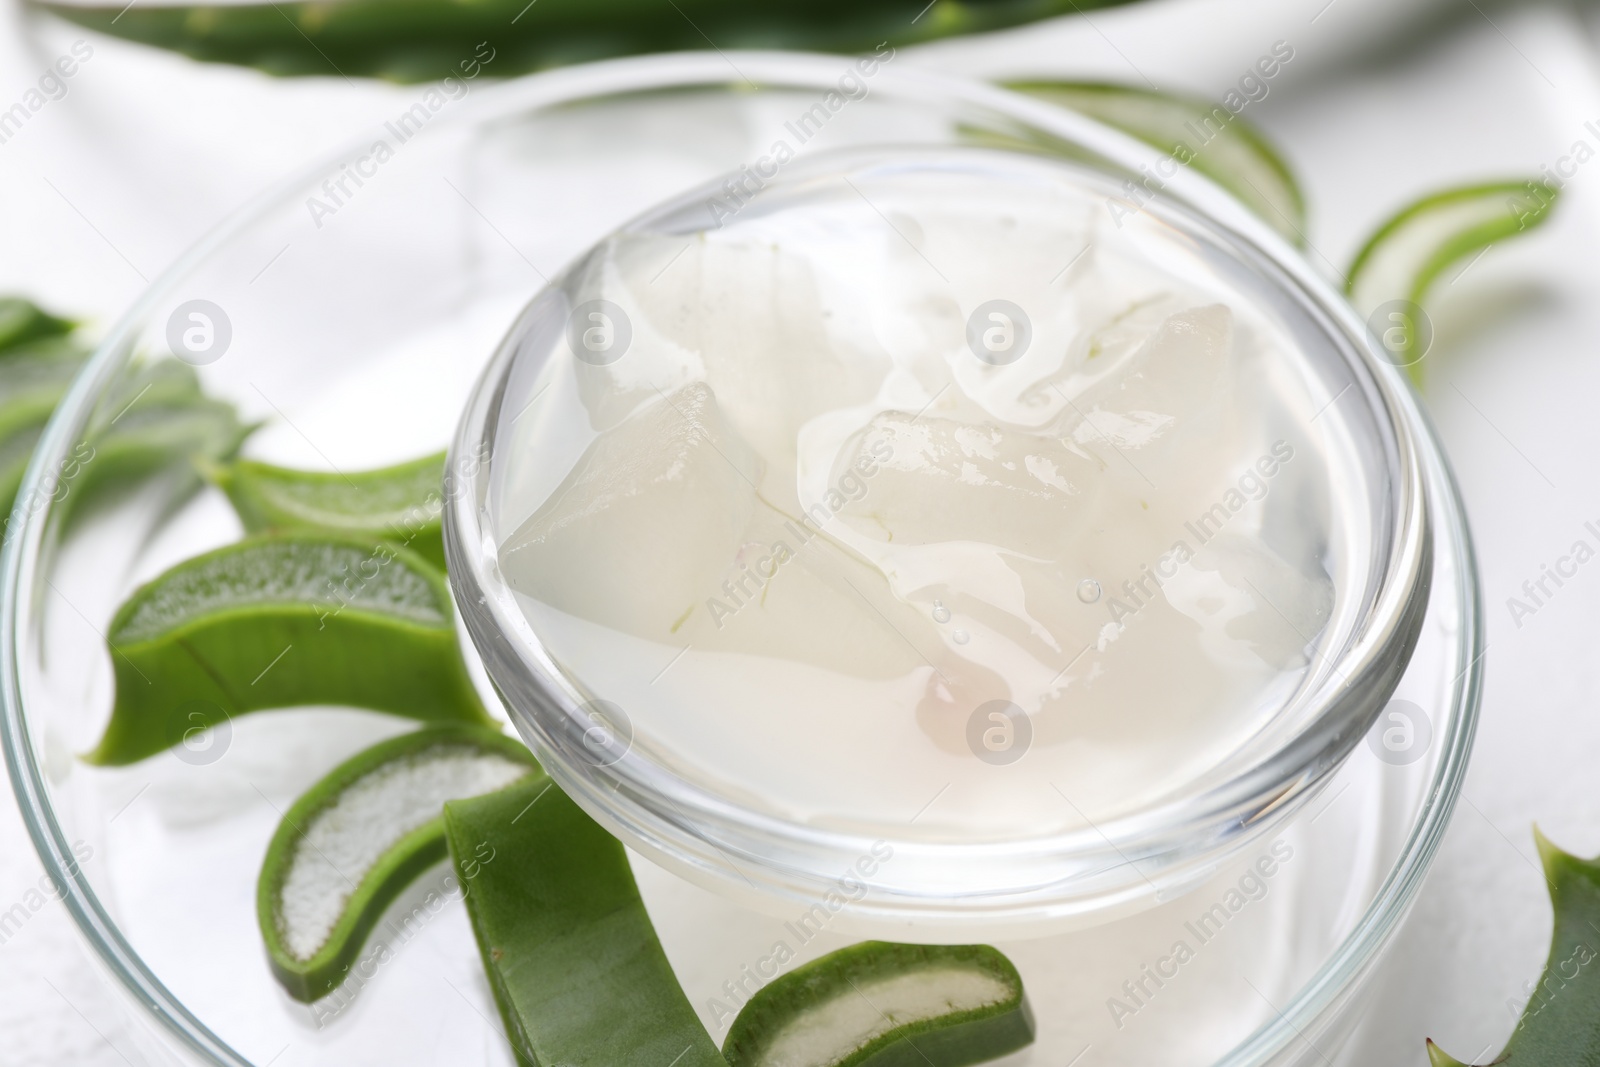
(489, 148), (1360, 843)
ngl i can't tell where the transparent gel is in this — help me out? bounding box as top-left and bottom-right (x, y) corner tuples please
(487, 148), (1370, 844)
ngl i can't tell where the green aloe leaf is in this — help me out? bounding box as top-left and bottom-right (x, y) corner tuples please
(442, 774), (725, 1067)
(257, 724), (541, 1002)
(211, 451), (447, 570)
(0, 304), (253, 541)
(1346, 180), (1559, 387)
(0, 317), (92, 529)
(0, 297), (75, 353)
(65, 392), (252, 521)
(87, 532), (490, 765)
(1427, 830), (1600, 1066)
(723, 941), (1034, 1067)
(30, 0), (1141, 83)
(1009, 81), (1306, 245)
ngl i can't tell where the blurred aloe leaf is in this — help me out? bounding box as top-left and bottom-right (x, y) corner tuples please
(30, 0), (1143, 83)
(1347, 180), (1558, 387)
(1008, 81), (1306, 245)
(67, 363), (255, 520)
(0, 298), (253, 540)
(0, 298), (75, 353)
(1427, 830), (1600, 1066)
(0, 304), (92, 530)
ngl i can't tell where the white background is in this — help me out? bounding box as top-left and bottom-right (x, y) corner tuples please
(0, 0), (1594, 1062)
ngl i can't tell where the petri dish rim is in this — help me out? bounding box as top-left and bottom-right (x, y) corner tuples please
(0, 50), (1481, 1067)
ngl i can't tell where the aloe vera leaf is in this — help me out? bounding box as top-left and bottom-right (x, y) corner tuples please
(73, 398), (251, 507)
(30, 0), (1140, 83)
(50, 367), (254, 530)
(257, 724), (541, 1002)
(0, 293), (251, 540)
(443, 775), (725, 1067)
(0, 297), (75, 353)
(0, 353), (250, 536)
(0, 347), (87, 413)
(86, 533), (490, 765)
(1008, 81), (1306, 245)
(104, 357), (209, 408)
(723, 941), (1034, 1067)
(1427, 830), (1600, 1066)
(211, 452), (447, 570)
(0, 341), (91, 535)
(1346, 180), (1558, 387)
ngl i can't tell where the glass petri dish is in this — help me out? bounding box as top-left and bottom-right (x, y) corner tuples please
(0, 52), (1478, 1067)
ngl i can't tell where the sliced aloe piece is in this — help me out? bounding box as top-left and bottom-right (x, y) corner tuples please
(724, 941), (1033, 1067)
(1428, 830), (1600, 1065)
(1006, 81), (1305, 244)
(87, 533), (490, 765)
(1346, 180), (1558, 386)
(0, 297), (75, 353)
(212, 452), (446, 570)
(257, 724), (541, 1002)
(443, 775), (724, 1067)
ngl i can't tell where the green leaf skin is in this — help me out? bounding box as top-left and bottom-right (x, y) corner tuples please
(1, 355), (253, 538)
(0, 423), (47, 524)
(211, 452), (447, 570)
(0, 298), (97, 487)
(31, 0), (1141, 83)
(1429, 830), (1600, 1066)
(66, 398), (252, 519)
(257, 725), (542, 1002)
(0, 297), (250, 541)
(1346, 180), (1559, 387)
(86, 533), (490, 765)
(1008, 81), (1306, 246)
(443, 776), (725, 1067)
(724, 942), (1034, 1067)
(0, 297), (75, 353)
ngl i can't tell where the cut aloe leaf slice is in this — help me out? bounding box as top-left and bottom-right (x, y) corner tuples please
(724, 942), (1034, 1067)
(1346, 180), (1558, 386)
(0, 297), (75, 353)
(1428, 829), (1600, 1065)
(257, 724), (541, 1002)
(87, 533), (490, 765)
(211, 452), (447, 570)
(443, 775), (725, 1067)
(1007, 81), (1305, 245)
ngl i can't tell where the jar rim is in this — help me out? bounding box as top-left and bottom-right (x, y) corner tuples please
(444, 55), (1436, 930)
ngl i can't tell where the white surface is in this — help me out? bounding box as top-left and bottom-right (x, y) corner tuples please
(0, 0), (1591, 1063)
